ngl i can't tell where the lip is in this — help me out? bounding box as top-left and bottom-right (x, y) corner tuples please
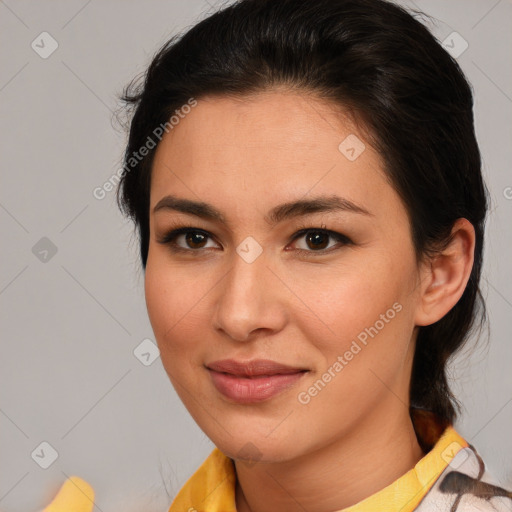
(206, 359), (309, 404)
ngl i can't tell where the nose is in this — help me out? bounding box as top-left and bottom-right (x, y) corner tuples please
(211, 249), (288, 342)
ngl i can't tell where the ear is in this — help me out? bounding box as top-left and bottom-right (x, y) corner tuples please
(414, 218), (476, 327)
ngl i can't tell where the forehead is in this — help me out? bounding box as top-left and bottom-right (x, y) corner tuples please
(156, 90), (365, 155)
(150, 90), (398, 223)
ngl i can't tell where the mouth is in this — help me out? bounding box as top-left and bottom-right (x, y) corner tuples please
(206, 359), (309, 403)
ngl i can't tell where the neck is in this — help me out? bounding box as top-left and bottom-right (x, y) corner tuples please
(234, 403), (425, 512)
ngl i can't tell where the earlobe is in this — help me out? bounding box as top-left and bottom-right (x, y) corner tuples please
(414, 218), (475, 327)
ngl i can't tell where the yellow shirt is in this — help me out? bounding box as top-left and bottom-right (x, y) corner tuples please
(41, 424), (467, 512)
(167, 425), (468, 512)
(42, 412), (511, 511)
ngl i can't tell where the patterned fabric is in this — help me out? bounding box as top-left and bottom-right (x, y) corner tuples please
(415, 445), (512, 511)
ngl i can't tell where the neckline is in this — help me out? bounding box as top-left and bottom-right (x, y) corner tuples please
(168, 423), (468, 511)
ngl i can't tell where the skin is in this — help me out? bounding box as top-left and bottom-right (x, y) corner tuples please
(145, 89), (475, 512)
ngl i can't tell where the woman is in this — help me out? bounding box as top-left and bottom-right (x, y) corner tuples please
(43, 0), (512, 510)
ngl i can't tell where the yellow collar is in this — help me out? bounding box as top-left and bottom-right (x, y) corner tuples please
(168, 426), (468, 512)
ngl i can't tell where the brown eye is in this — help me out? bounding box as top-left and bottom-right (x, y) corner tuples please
(157, 227), (219, 252)
(184, 231), (208, 249)
(304, 231), (330, 250)
(290, 227), (352, 255)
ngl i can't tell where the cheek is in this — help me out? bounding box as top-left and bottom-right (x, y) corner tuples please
(289, 258), (416, 420)
(290, 252), (413, 355)
(144, 257), (202, 360)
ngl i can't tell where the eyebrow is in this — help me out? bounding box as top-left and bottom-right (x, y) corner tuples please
(153, 194), (372, 227)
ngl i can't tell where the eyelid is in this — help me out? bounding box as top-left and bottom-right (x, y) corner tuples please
(289, 224), (353, 254)
(156, 223), (353, 254)
(293, 223), (351, 242)
(156, 226), (217, 246)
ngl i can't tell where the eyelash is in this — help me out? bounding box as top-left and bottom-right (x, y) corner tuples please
(156, 223), (353, 257)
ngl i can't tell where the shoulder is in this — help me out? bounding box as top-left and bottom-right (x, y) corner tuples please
(415, 445), (512, 512)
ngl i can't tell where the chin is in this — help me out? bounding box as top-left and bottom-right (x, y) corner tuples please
(207, 425), (306, 465)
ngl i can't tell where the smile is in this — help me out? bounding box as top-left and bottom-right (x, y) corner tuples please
(206, 359), (309, 404)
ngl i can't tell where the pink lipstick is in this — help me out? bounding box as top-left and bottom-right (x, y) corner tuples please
(206, 359), (308, 404)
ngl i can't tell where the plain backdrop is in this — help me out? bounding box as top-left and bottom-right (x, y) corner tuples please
(1, 0), (511, 510)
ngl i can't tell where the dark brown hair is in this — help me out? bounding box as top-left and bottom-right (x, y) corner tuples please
(116, 0), (488, 426)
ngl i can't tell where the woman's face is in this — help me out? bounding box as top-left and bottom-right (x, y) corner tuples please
(145, 90), (424, 462)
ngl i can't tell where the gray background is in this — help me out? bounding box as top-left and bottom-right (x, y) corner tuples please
(0, 0), (511, 510)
